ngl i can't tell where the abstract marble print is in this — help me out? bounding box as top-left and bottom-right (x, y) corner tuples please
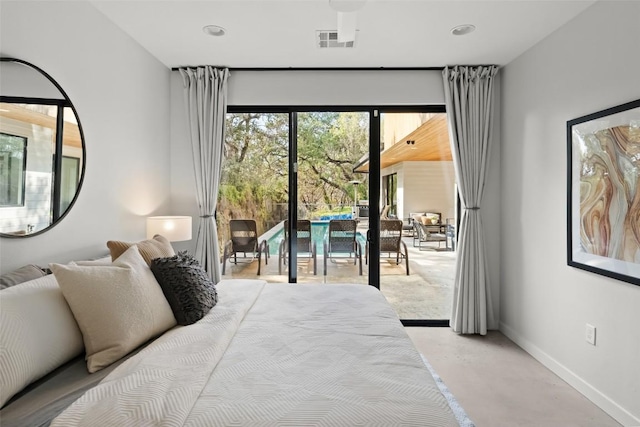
(574, 106), (640, 265)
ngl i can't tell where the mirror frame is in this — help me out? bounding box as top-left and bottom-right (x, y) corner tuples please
(0, 57), (86, 238)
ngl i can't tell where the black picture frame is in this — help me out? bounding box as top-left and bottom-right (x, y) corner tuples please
(567, 98), (640, 286)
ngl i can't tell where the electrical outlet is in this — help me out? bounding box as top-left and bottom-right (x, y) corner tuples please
(585, 324), (596, 345)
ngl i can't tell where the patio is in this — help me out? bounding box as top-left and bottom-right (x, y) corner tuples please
(220, 230), (456, 320)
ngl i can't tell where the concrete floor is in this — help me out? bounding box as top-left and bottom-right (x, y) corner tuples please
(407, 328), (622, 427)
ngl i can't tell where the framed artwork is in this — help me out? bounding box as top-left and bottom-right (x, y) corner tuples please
(567, 99), (640, 286)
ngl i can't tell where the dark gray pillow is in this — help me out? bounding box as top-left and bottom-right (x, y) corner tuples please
(0, 265), (48, 290)
(150, 252), (218, 325)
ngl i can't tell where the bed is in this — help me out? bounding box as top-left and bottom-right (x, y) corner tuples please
(1, 243), (461, 426)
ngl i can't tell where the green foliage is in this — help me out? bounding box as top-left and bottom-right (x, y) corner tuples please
(217, 112), (369, 249)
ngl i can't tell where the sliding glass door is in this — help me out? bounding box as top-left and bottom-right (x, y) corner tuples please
(375, 109), (457, 322)
(296, 111), (369, 284)
(220, 106), (455, 325)
(218, 112), (289, 280)
(219, 108), (371, 285)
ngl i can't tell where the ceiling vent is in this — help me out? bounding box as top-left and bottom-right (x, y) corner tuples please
(316, 30), (355, 48)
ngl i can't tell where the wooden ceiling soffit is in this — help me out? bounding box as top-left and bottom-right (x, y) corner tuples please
(354, 113), (451, 173)
(0, 103), (82, 149)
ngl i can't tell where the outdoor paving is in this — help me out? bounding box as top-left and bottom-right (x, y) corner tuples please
(221, 234), (456, 321)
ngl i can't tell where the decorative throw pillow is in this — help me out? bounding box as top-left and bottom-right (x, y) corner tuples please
(150, 252), (218, 326)
(0, 274), (84, 407)
(0, 264), (48, 290)
(421, 213), (441, 225)
(50, 245), (176, 373)
(107, 234), (175, 265)
(72, 254), (113, 265)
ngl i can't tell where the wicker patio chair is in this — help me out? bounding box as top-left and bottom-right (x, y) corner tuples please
(323, 219), (363, 276)
(278, 219), (317, 275)
(366, 219), (409, 275)
(222, 219), (268, 275)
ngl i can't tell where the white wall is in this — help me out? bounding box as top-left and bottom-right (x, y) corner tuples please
(500, 1), (640, 424)
(226, 70), (445, 106)
(0, 1), (172, 273)
(399, 161), (456, 222)
(171, 69), (501, 328)
(380, 160), (456, 221)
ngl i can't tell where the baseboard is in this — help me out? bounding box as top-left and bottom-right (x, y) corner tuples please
(499, 322), (640, 427)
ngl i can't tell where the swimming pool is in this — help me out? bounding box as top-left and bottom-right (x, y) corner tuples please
(266, 221), (366, 256)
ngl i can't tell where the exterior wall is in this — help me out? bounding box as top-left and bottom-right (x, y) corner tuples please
(381, 161), (456, 223)
(0, 116), (54, 234)
(500, 1), (640, 424)
(0, 1), (171, 272)
(401, 161), (456, 222)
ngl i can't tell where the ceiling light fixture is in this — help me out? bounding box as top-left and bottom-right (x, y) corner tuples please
(203, 25), (226, 37)
(451, 24), (476, 36)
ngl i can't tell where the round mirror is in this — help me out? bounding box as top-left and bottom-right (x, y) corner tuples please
(0, 58), (85, 238)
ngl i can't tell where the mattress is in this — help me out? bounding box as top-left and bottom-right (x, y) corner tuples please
(13, 280), (460, 426)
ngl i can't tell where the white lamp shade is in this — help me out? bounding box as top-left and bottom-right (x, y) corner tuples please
(146, 216), (192, 242)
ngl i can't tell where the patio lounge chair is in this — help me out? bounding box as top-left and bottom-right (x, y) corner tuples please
(222, 219), (268, 275)
(366, 219), (409, 275)
(412, 214), (447, 250)
(278, 220), (317, 275)
(323, 219), (363, 276)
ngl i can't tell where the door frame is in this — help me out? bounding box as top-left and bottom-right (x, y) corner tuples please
(225, 104), (448, 297)
(227, 105), (380, 284)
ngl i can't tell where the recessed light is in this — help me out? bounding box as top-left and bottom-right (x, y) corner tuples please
(203, 25), (226, 37)
(451, 24), (476, 36)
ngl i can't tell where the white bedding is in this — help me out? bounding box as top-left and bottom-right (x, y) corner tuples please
(52, 280), (458, 426)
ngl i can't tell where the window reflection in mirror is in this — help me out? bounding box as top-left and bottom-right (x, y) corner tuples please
(0, 132), (27, 207)
(0, 58), (85, 237)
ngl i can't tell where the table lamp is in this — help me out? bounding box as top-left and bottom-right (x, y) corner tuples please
(146, 216), (192, 242)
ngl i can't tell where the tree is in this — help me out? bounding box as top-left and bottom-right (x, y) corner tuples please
(218, 111), (369, 251)
(297, 112), (369, 213)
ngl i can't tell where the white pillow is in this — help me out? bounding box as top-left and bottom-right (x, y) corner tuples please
(50, 245), (176, 373)
(72, 255), (112, 265)
(0, 274), (84, 408)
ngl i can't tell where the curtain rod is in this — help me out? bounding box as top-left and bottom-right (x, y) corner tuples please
(171, 66), (446, 72)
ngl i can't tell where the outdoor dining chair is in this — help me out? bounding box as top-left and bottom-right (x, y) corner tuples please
(278, 219), (317, 275)
(323, 219), (363, 276)
(366, 219), (409, 275)
(222, 219), (268, 275)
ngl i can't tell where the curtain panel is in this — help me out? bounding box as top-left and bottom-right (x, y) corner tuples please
(443, 65), (498, 335)
(179, 66), (229, 282)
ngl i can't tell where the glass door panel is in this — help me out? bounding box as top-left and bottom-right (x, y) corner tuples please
(378, 111), (456, 321)
(296, 111), (369, 284)
(219, 112), (289, 280)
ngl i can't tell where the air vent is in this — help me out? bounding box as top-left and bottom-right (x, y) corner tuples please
(316, 30), (355, 48)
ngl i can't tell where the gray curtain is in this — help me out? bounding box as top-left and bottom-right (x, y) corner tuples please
(443, 65), (498, 335)
(179, 66), (229, 282)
